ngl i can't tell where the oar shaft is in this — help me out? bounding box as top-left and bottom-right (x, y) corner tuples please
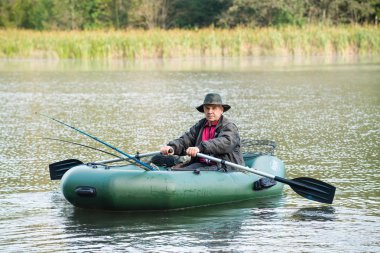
(95, 151), (161, 164)
(197, 152), (336, 204)
(196, 153), (275, 179)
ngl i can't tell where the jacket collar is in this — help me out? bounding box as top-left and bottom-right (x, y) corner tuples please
(208, 115), (226, 131)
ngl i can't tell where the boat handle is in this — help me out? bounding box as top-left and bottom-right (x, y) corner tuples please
(75, 186), (97, 197)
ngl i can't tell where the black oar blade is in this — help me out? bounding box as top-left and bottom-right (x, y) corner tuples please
(290, 177), (336, 204)
(49, 159), (83, 180)
(275, 176), (336, 204)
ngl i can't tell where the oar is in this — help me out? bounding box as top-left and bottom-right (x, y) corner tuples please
(49, 151), (161, 180)
(197, 153), (336, 204)
(39, 113), (155, 171)
(49, 159), (83, 180)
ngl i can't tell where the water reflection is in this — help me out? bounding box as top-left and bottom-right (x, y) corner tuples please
(291, 206), (336, 222)
(64, 195), (284, 230)
(58, 196), (284, 251)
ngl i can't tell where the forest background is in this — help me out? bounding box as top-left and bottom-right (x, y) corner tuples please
(0, 0), (379, 59)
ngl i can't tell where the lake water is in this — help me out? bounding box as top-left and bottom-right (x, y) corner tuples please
(0, 56), (379, 252)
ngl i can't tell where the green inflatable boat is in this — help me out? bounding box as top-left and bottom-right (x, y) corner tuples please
(59, 154), (285, 211)
(45, 115), (336, 209)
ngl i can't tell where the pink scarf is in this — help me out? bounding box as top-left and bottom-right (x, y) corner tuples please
(199, 121), (218, 164)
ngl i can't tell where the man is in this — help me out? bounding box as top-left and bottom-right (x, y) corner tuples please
(160, 93), (244, 171)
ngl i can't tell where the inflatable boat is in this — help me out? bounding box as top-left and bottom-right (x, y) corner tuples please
(59, 154), (285, 211)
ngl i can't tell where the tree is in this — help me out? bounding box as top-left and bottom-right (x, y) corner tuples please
(0, 0), (15, 28)
(167, 0), (232, 28)
(0, 0), (378, 30)
(218, 0), (305, 27)
(110, 0), (131, 29)
(338, 0), (376, 24)
(128, 0), (170, 29)
(305, 0), (377, 24)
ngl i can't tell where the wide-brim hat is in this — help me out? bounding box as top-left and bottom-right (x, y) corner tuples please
(196, 93), (231, 112)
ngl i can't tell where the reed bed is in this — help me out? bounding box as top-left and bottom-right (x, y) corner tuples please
(0, 25), (379, 59)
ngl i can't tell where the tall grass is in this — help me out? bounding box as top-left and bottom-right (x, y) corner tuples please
(0, 25), (379, 59)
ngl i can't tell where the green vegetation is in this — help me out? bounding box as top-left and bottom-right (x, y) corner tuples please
(1, 1), (378, 59)
(1, 25), (379, 59)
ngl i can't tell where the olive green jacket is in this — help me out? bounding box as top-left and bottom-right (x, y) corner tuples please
(168, 115), (244, 170)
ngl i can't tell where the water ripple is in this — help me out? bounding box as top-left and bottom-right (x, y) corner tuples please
(0, 58), (379, 252)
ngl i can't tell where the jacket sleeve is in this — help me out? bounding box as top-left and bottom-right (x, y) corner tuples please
(167, 121), (202, 156)
(198, 122), (240, 155)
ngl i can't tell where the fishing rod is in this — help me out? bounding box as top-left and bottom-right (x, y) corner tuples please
(45, 138), (158, 164)
(40, 113), (155, 171)
(46, 137), (163, 180)
(44, 137), (123, 159)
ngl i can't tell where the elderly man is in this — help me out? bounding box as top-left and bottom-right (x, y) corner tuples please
(160, 93), (244, 171)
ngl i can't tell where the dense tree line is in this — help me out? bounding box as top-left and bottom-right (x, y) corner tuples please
(0, 0), (378, 30)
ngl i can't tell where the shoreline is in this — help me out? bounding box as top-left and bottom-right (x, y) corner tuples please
(1, 55), (379, 72)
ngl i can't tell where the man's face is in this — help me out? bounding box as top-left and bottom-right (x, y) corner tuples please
(203, 104), (224, 123)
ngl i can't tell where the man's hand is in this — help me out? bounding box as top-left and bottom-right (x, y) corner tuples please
(160, 146), (174, 155)
(186, 147), (200, 157)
